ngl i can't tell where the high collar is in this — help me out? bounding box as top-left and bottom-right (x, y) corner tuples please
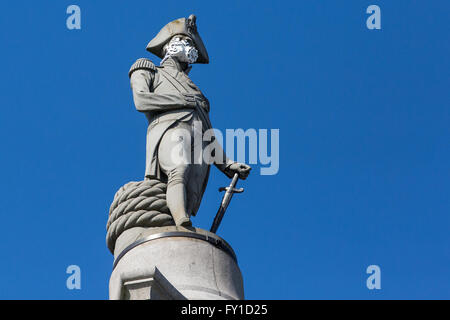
(161, 56), (192, 75)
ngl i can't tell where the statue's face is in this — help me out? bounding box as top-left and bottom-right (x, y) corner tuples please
(165, 35), (198, 64)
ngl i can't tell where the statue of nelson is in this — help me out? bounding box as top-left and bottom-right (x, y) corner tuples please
(129, 14), (251, 228)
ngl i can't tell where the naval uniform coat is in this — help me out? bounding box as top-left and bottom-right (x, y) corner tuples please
(129, 56), (228, 215)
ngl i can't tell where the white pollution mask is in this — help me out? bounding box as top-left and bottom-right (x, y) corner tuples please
(164, 37), (198, 64)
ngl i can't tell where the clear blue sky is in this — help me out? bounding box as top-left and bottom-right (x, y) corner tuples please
(0, 1), (448, 299)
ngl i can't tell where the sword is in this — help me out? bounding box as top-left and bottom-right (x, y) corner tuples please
(210, 173), (244, 234)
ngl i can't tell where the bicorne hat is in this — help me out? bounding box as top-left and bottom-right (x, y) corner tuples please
(146, 14), (209, 64)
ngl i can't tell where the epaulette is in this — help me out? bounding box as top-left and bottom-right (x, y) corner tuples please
(128, 58), (156, 78)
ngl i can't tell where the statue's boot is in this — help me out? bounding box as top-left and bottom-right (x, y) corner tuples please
(166, 183), (192, 227)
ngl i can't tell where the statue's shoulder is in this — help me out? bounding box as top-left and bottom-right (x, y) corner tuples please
(128, 58), (156, 78)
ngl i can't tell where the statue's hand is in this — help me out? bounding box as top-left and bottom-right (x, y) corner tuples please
(182, 93), (210, 112)
(182, 93), (198, 108)
(225, 162), (251, 180)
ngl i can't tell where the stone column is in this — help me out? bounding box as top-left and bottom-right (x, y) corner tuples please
(109, 226), (244, 300)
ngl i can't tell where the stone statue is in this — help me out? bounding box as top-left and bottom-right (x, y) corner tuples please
(128, 14), (251, 228)
(107, 14), (250, 300)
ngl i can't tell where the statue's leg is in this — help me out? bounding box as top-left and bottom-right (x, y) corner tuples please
(158, 124), (193, 227)
(185, 120), (210, 215)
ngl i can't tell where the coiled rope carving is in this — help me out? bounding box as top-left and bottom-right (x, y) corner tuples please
(106, 180), (175, 253)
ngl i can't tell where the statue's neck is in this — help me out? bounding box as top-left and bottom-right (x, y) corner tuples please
(161, 56), (191, 74)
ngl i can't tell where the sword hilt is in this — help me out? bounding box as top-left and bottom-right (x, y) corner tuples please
(219, 186), (244, 193)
